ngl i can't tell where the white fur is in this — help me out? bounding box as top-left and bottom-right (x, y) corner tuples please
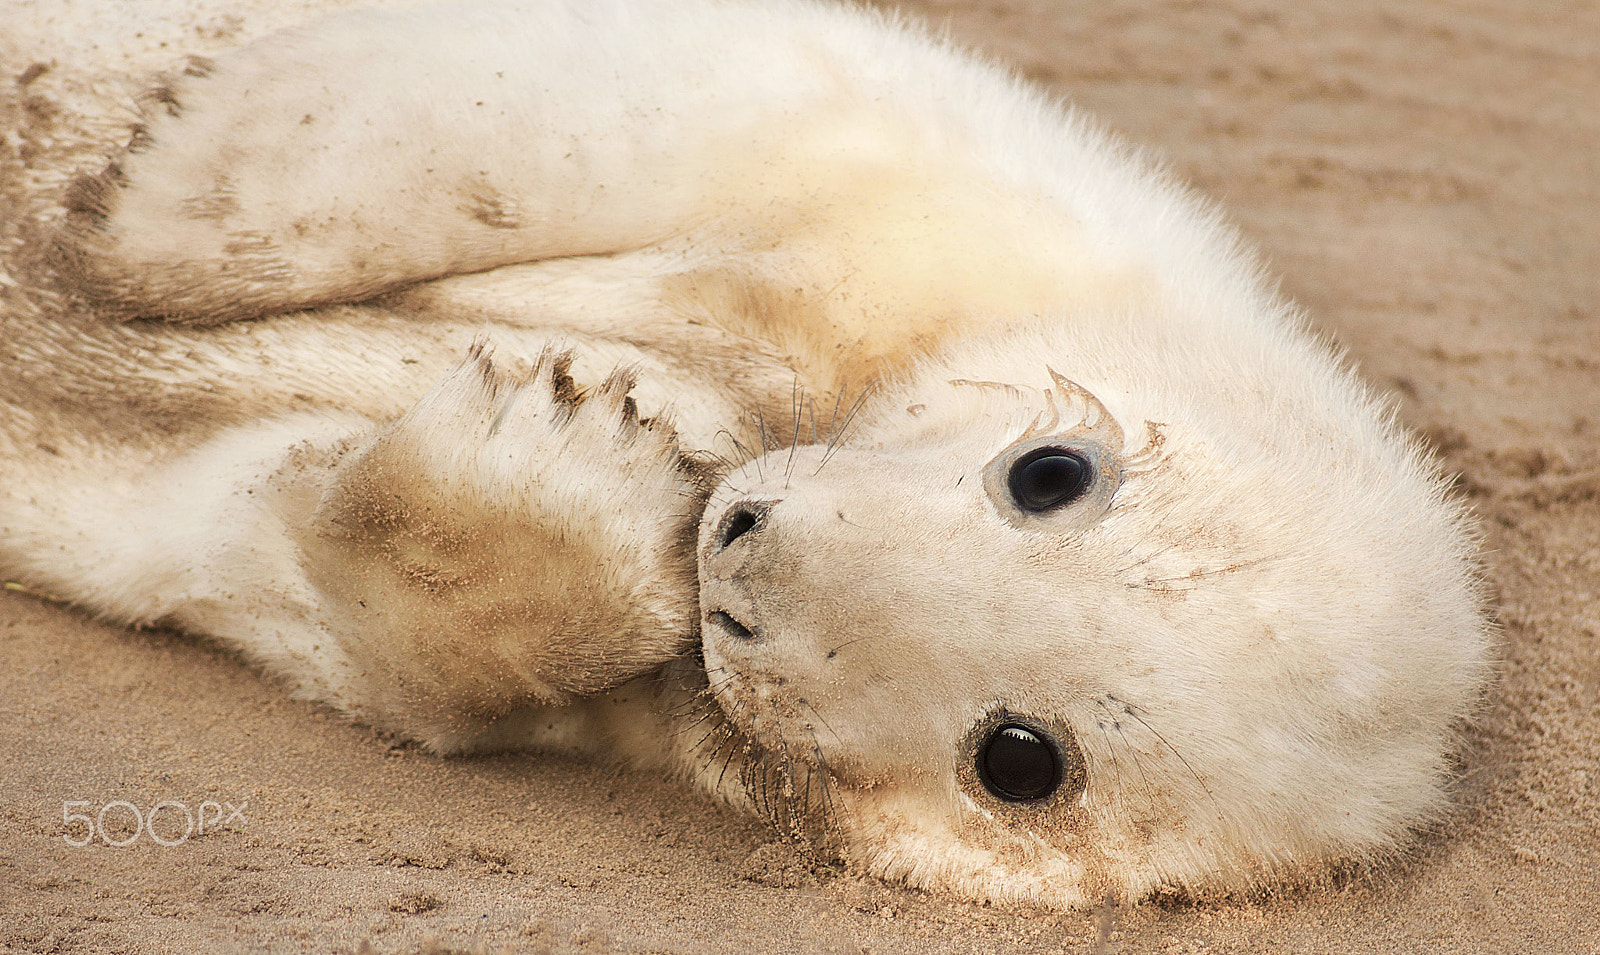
(0, 0), (1490, 910)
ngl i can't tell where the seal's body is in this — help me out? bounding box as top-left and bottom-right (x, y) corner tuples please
(0, 0), (1489, 909)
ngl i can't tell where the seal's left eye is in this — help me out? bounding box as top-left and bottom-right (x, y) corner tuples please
(1008, 448), (1092, 512)
(978, 724), (1061, 801)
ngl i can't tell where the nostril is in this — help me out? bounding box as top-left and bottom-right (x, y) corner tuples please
(713, 501), (772, 551)
(706, 610), (756, 642)
(719, 509), (757, 548)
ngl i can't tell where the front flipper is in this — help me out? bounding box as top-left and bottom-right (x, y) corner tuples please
(300, 345), (709, 745)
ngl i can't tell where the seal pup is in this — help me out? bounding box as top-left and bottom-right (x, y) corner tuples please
(0, 0), (1491, 909)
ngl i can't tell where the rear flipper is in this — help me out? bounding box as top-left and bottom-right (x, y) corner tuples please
(54, 2), (692, 321)
(50, 0), (878, 323)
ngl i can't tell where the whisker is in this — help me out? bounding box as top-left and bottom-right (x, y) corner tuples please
(749, 746), (773, 825)
(677, 703), (728, 748)
(710, 737), (742, 796)
(796, 760), (814, 842)
(814, 385), (872, 476)
(1117, 727), (1161, 812)
(785, 378), (802, 488)
(800, 699), (843, 746)
(823, 635), (872, 660)
(1116, 542), (1178, 577)
(811, 746), (842, 854)
(1095, 720), (1129, 812)
(755, 408), (772, 453)
(824, 389), (844, 449)
(1119, 701), (1223, 823)
(666, 692), (718, 725)
(1133, 553), (1286, 586)
(750, 410), (770, 480)
(714, 428), (755, 464)
(710, 703), (748, 796)
(779, 740), (798, 838)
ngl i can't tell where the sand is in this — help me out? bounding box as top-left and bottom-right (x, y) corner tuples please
(2, 0), (1597, 952)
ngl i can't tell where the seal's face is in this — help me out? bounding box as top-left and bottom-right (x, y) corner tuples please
(696, 328), (1488, 907)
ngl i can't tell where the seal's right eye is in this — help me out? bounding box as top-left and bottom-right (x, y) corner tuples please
(978, 723), (1061, 801)
(1007, 448), (1092, 511)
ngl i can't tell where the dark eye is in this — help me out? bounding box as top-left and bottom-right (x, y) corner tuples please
(1007, 448), (1092, 512)
(977, 724), (1061, 801)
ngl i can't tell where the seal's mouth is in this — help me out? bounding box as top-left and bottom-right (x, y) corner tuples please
(695, 648), (845, 857)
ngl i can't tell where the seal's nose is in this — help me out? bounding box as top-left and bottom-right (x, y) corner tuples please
(701, 498), (779, 647)
(710, 499), (775, 553)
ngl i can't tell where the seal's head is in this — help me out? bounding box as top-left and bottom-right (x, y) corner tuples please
(696, 318), (1490, 908)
